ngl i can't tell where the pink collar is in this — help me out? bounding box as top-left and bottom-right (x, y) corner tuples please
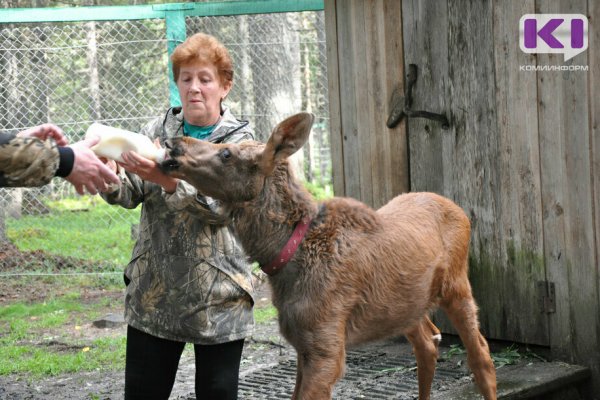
(261, 216), (311, 276)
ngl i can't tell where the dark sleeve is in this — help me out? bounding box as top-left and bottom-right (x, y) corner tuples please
(56, 146), (75, 177)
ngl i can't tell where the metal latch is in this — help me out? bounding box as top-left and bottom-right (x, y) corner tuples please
(387, 64), (450, 130)
(537, 281), (556, 314)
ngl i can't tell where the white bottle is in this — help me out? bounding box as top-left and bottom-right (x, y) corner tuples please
(87, 123), (166, 163)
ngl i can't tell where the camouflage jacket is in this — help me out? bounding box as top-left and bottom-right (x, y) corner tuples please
(102, 107), (255, 344)
(0, 132), (60, 187)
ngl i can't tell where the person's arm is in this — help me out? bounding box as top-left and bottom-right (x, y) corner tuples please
(1, 125), (119, 192)
(99, 162), (146, 209)
(13, 123), (75, 185)
(0, 131), (61, 188)
(115, 142), (232, 223)
(162, 179), (233, 224)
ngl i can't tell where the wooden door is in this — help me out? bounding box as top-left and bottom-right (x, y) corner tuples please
(402, 0), (551, 345)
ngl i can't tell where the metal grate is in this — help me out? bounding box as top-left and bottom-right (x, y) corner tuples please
(237, 350), (467, 400)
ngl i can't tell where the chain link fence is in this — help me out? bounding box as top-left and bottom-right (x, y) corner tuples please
(0, 6), (330, 273)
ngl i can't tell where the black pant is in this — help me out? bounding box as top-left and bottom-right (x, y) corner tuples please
(124, 325), (245, 400)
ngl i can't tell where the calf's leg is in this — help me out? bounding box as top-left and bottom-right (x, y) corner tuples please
(442, 272), (497, 400)
(405, 316), (441, 400)
(295, 348), (346, 400)
(291, 355), (304, 400)
(293, 324), (347, 400)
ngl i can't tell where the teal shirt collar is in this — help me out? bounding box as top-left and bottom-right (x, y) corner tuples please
(183, 119), (217, 140)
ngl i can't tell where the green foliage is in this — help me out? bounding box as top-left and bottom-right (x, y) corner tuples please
(0, 291), (275, 377)
(440, 342), (545, 369)
(440, 343), (466, 362)
(491, 344), (522, 368)
(6, 197), (140, 268)
(303, 180), (333, 201)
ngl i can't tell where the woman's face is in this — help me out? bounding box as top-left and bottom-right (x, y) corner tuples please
(177, 61), (231, 126)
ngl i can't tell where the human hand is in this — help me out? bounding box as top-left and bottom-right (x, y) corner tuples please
(17, 123), (68, 146)
(94, 153), (118, 174)
(105, 159), (118, 173)
(119, 150), (178, 193)
(66, 137), (121, 195)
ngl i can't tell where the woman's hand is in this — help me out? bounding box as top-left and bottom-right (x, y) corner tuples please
(119, 150), (178, 193)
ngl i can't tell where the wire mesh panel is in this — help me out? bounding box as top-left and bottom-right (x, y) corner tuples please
(0, 6), (330, 273)
(187, 11), (330, 181)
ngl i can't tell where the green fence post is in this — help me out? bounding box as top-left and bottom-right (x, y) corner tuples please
(164, 8), (188, 107)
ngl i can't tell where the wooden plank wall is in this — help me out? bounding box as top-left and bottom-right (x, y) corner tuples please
(536, 0), (600, 393)
(592, 0), (600, 392)
(326, 0), (600, 393)
(492, 1), (548, 344)
(400, 0), (599, 392)
(325, 0), (408, 208)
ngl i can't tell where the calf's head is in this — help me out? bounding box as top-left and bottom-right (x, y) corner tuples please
(160, 112), (314, 203)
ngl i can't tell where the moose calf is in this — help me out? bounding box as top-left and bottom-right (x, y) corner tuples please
(160, 113), (497, 400)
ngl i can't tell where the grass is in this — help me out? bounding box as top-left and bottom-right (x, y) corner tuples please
(254, 304), (278, 324)
(0, 292), (83, 320)
(6, 196), (140, 268)
(0, 291), (278, 377)
(0, 337), (126, 376)
(0, 197), (282, 378)
(0, 292), (126, 377)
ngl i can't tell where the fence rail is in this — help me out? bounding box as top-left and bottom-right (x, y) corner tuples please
(0, 1), (330, 273)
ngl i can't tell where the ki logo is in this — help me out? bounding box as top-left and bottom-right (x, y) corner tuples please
(519, 14), (588, 62)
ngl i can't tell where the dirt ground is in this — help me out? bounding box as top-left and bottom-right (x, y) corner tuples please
(0, 245), (544, 400)
(0, 308), (476, 400)
(0, 277), (484, 400)
(0, 269), (288, 400)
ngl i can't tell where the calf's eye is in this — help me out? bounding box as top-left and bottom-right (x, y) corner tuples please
(220, 148), (232, 160)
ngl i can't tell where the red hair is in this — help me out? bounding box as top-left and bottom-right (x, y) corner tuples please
(171, 33), (233, 86)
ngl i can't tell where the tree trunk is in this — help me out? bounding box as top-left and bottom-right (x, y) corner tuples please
(22, 22), (50, 215)
(87, 20), (102, 121)
(236, 15), (252, 121)
(315, 13), (329, 186)
(300, 14), (314, 182)
(249, 13), (303, 177)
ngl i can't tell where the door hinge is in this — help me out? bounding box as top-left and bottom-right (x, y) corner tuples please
(537, 281), (556, 314)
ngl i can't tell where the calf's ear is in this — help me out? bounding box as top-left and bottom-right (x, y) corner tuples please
(261, 112), (314, 173)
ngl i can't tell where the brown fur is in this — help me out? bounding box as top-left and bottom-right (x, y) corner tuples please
(161, 113), (497, 400)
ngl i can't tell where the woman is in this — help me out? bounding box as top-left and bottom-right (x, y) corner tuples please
(101, 33), (254, 400)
